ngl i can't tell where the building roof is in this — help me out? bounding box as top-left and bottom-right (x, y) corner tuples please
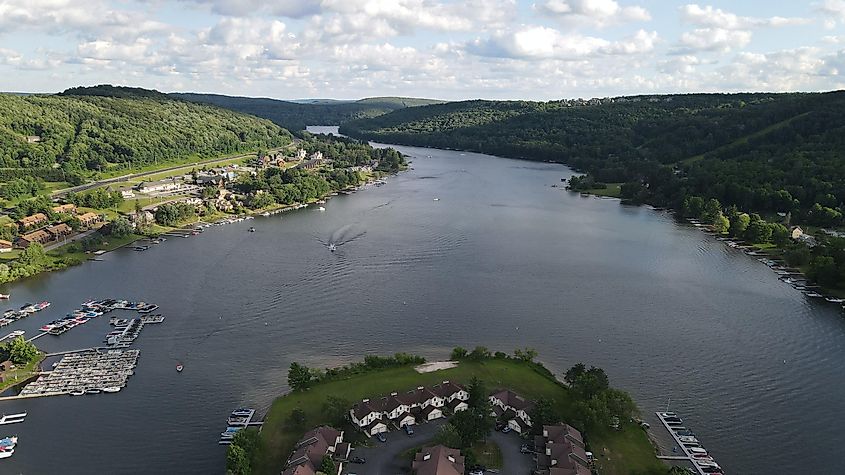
(46, 223), (72, 235)
(491, 389), (534, 411)
(430, 381), (466, 398)
(351, 399), (382, 420)
(18, 229), (51, 243)
(296, 426), (341, 450)
(544, 424), (584, 446)
(281, 464), (316, 475)
(19, 213), (47, 225)
(78, 212), (100, 222)
(446, 398), (467, 411)
(0, 240), (12, 248)
(549, 466), (591, 475)
(52, 203), (76, 213)
(413, 445), (465, 475)
(398, 387), (439, 406)
(421, 405), (442, 417)
(364, 419), (387, 433)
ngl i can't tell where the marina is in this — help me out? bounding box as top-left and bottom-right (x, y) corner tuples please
(19, 349), (139, 398)
(0, 302), (51, 328)
(656, 412), (722, 475)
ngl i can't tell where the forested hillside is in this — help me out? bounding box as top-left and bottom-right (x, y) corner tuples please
(341, 92), (845, 217)
(172, 93), (443, 131)
(0, 90), (292, 183)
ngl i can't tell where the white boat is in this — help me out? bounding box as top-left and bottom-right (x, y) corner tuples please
(101, 387), (121, 393)
(69, 389), (85, 396)
(328, 243), (336, 252)
(433, 198), (440, 201)
(0, 447), (14, 459)
(0, 412), (26, 425)
(0, 294), (9, 300)
(318, 206), (326, 211)
(176, 364), (184, 372)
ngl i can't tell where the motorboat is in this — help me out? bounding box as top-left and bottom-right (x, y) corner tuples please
(0, 447), (14, 458)
(101, 387), (121, 393)
(318, 206), (326, 211)
(0, 412), (26, 425)
(0, 436), (17, 448)
(176, 364), (184, 372)
(84, 388), (101, 395)
(328, 243), (336, 252)
(0, 294), (9, 300)
(248, 227), (256, 233)
(69, 389), (85, 396)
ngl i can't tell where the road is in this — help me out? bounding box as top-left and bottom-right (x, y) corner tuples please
(344, 421), (533, 475)
(42, 228), (98, 251)
(50, 146), (288, 198)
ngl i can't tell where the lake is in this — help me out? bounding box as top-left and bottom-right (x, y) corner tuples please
(0, 126), (843, 474)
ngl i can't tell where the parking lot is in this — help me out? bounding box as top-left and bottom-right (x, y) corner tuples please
(342, 421), (533, 475)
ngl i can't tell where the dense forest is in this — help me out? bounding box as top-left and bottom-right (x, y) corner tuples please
(341, 91), (845, 290)
(172, 93), (443, 131)
(0, 87), (292, 182)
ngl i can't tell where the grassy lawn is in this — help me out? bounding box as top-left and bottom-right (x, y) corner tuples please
(591, 425), (666, 474)
(469, 440), (503, 469)
(0, 353), (44, 393)
(253, 359), (660, 475)
(0, 249), (22, 260)
(47, 232), (144, 262)
(584, 183), (622, 198)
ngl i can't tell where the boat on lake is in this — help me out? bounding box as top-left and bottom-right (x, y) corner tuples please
(176, 364), (183, 372)
(328, 243), (336, 252)
(0, 294), (9, 300)
(0, 412), (26, 425)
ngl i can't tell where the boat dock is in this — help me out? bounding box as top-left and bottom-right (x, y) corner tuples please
(104, 315), (164, 347)
(0, 330), (24, 343)
(219, 408), (261, 445)
(655, 412), (721, 475)
(18, 349), (139, 398)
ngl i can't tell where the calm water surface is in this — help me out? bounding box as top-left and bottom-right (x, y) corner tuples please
(1, 126), (843, 474)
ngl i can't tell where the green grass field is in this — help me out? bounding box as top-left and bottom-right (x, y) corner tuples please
(253, 358), (662, 475)
(584, 183), (622, 198)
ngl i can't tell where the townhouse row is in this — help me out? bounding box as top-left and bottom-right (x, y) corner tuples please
(350, 381), (469, 436)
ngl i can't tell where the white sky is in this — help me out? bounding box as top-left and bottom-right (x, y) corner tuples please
(0, 0), (843, 100)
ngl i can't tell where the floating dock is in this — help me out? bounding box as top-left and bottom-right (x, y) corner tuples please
(19, 349), (139, 398)
(219, 408), (262, 445)
(655, 412), (721, 475)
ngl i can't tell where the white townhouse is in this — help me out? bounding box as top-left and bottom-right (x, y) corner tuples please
(350, 381), (469, 435)
(490, 389), (534, 434)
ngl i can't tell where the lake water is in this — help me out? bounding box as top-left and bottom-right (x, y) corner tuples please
(1, 126), (843, 474)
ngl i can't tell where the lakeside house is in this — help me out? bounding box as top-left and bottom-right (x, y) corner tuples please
(490, 389), (534, 434)
(790, 226), (804, 240)
(350, 381), (468, 436)
(78, 212), (102, 228)
(534, 424), (591, 475)
(412, 445), (465, 475)
(18, 213), (48, 230)
(0, 240), (12, 253)
(46, 223), (72, 239)
(127, 210), (155, 229)
(15, 229), (52, 248)
(51, 203), (77, 214)
(282, 425), (349, 475)
(136, 179), (185, 194)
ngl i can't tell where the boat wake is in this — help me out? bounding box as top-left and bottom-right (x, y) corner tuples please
(314, 224), (367, 250)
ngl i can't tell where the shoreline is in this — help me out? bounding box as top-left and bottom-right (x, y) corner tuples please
(0, 170), (401, 288)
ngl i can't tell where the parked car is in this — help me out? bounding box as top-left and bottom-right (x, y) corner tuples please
(349, 456), (366, 464)
(376, 432), (386, 443)
(501, 426), (511, 433)
(404, 425), (414, 436)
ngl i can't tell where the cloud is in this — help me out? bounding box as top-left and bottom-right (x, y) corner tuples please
(465, 26), (657, 59)
(816, 0), (845, 28)
(175, 0), (322, 18)
(680, 4), (810, 29)
(534, 0), (651, 27)
(676, 28), (751, 53)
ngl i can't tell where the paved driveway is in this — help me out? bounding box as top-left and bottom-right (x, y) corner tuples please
(344, 419), (445, 475)
(489, 430), (535, 475)
(343, 422), (534, 475)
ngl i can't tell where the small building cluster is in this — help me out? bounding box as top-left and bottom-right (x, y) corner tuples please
(282, 426), (350, 475)
(489, 388), (534, 434)
(350, 381), (469, 436)
(11, 204), (103, 249)
(534, 424), (591, 475)
(412, 445), (465, 475)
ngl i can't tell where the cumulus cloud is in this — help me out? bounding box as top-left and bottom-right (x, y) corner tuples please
(816, 0), (845, 28)
(175, 0), (322, 18)
(535, 0), (651, 26)
(465, 26), (657, 59)
(676, 28), (752, 53)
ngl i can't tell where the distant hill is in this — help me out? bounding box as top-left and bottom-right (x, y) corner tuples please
(0, 90), (292, 178)
(171, 93), (444, 131)
(340, 92), (845, 218)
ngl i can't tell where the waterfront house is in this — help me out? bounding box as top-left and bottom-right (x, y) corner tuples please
(350, 381), (467, 435)
(15, 229), (51, 248)
(790, 226), (804, 240)
(0, 240), (12, 253)
(78, 212), (102, 228)
(137, 179), (184, 194)
(294, 149), (307, 161)
(412, 445), (465, 475)
(120, 190), (135, 199)
(534, 424), (590, 475)
(18, 213), (48, 230)
(283, 425), (348, 475)
(46, 223), (72, 239)
(51, 203), (77, 214)
(128, 210), (155, 228)
(490, 389), (534, 434)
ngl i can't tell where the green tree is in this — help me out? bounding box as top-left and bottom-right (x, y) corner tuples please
(288, 408), (307, 429)
(323, 395), (351, 426)
(468, 346), (490, 361)
(108, 217), (133, 238)
(513, 347), (537, 362)
(728, 212), (750, 238)
(288, 362), (313, 391)
(466, 376), (489, 411)
(226, 444), (248, 475)
(18, 243), (48, 267)
(318, 455), (335, 475)
(450, 347), (468, 360)
(6, 336), (39, 364)
(528, 397), (556, 435)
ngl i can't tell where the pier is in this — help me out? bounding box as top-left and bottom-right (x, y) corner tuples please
(655, 412), (720, 475)
(19, 349), (139, 398)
